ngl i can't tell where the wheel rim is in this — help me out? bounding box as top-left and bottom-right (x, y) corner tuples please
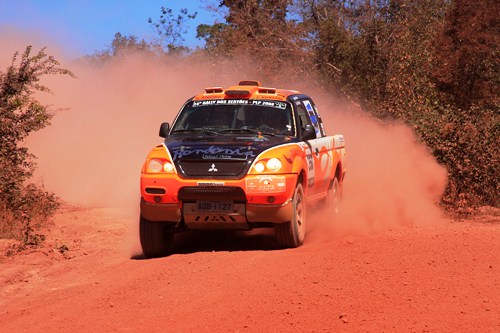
(295, 186), (306, 240)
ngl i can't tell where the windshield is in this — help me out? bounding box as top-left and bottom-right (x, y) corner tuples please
(171, 99), (295, 136)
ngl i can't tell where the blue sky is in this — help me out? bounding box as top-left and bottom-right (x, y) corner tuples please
(0, 0), (218, 56)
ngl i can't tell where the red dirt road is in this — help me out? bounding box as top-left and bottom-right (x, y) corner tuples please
(1, 207), (499, 332)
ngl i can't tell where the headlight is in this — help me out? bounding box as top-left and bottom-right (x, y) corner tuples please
(266, 158), (282, 172)
(253, 158), (283, 173)
(163, 161), (174, 173)
(147, 159), (175, 173)
(254, 162), (265, 173)
(148, 159), (163, 172)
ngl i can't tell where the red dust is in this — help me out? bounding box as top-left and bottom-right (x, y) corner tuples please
(3, 46), (447, 245)
(2, 29), (446, 243)
(307, 103), (447, 243)
(2, 28), (499, 333)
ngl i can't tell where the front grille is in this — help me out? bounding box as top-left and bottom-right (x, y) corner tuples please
(178, 160), (247, 177)
(178, 186), (247, 202)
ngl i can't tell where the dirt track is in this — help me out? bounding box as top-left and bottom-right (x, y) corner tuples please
(0, 206), (499, 332)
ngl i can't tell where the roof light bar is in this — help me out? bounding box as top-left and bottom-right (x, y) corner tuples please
(225, 90), (251, 96)
(238, 80), (261, 86)
(205, 87), (224, 94)
(258, 87), (276, 94)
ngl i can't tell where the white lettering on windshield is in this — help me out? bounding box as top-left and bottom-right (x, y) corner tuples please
(192, 99), (286, 109)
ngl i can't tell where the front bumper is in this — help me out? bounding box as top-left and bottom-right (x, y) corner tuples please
(140, 197), (294, 225)
(140, 173), (297, 227)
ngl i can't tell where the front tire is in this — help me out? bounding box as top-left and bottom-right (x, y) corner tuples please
(275, 183), (306, 248)
(139, 216), (174, 258)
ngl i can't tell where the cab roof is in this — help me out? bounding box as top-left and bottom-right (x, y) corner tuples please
(192, 80), (301, 102)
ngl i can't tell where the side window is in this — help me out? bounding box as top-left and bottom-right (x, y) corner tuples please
(302, 99), (324, 138)
(295, 101), (315, 139)
(308, 99), (326, 137)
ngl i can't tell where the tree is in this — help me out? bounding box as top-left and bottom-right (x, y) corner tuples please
(0, 46), (73, 244)
(149, 7), (197, 54)
(197, 0), (312, 82)
(83, 32), (161, 64)
(302, 0), (448, 107)
(433, 0), (499, 108)
(304, 0), (497, 210)
(429, 0), (500, 208)
(196, 22), (228, 51)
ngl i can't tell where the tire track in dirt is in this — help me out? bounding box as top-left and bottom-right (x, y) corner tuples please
(1, 207), (498, 332)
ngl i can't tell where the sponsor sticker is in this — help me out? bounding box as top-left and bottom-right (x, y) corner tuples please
(246, 176), (286, 193)
(170, 145), (255, 160)
(305, 147), (315, 187)
(303, 100), (321, 137)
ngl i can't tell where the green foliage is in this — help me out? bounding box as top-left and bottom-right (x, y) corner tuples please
(82, 32), (162, 64)
(0, 46), (72, 244)
(109, 32), (152, 56)
(196, 23), (228, 52)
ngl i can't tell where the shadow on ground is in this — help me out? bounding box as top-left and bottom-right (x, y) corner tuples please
(132, 228), (281, 259)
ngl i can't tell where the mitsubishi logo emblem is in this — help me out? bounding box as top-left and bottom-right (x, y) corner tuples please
(208, 163), (218, 172)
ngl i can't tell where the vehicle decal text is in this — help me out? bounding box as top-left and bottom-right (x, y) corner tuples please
(192, 99), (287, 109)
(170, 145), (256, 160)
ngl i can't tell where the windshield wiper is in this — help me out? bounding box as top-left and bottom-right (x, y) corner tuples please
(171, 129), (218, 136)
(218, 128), (277, 137)
(218, 128), (260, 135)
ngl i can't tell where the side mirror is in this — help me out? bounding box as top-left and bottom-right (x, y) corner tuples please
(159, 122), (170, 138)
(302, 124), (316, 141)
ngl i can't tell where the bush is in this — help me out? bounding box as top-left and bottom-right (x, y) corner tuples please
(0, 46), (73, 246)
(421, 104), (499, 211)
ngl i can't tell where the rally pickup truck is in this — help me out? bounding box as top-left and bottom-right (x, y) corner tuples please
(139, 81), (346, 257)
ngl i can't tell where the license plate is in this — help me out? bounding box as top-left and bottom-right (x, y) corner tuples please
(196, 201), (233, 213)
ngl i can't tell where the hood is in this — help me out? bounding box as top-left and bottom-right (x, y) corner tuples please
(165, 135), (295, 161)
(164, 135), (297, 179)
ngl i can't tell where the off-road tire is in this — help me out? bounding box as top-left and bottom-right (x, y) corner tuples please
(275, 183), (306, 248)
(139, 216), (174, 258)
(324, 177), (341, 215)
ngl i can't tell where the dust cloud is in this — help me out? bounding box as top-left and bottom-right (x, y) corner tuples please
(306, 97), (448, 242)
(1, 30), (447, 248)
(26, 55), (230, 207)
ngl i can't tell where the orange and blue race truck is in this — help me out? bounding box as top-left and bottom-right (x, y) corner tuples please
(139, 81), (346, 257)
